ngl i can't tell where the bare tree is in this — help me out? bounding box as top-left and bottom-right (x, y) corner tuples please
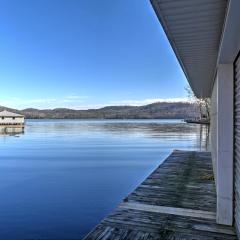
(185, 85), (211, 121)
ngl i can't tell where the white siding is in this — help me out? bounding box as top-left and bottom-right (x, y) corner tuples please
(0, 117), (24, 125)
(234, 54), (240, 237)
(210, 64), (234, 226)
(211, 76), (218, 183)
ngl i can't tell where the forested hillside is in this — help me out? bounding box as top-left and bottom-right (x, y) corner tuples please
(0, 102), (198, 119)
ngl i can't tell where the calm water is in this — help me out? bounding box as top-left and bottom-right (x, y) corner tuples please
(0, 119), (209, 240)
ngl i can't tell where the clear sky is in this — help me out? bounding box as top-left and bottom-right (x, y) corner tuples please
(0, 0), (188, 110)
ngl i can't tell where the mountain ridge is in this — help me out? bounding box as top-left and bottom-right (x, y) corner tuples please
(0, 102), (198, 119)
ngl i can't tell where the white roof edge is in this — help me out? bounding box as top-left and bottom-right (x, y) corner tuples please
(210, 0), (240, 95)
(209, 0), (231, 94)
(0, 110), (24, 117)
(217, 0), (240, 64)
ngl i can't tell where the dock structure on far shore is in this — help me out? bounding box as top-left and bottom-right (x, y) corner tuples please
(83, 151), (236, 240)
(0, 110), (25, 134)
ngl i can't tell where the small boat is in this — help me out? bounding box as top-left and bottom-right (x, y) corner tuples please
(184, 118), (210, 125)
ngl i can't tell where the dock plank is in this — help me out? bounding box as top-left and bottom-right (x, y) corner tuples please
(83, 151), (237, 240)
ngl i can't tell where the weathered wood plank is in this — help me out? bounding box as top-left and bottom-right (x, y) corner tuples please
(118, 202), (216, 220)
(83, 151), (237, 240)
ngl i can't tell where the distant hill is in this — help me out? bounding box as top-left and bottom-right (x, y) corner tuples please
(0, 102), (198, 119)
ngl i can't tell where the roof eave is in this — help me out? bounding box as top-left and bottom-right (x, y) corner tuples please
(150, 0), (198, 96)
(150, 0), (228, 98)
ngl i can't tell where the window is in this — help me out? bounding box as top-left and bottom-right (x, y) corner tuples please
(12, 117), (15, 120)
(1, 117), (4, 120)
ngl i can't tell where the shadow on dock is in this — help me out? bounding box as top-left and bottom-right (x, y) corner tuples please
(83, 150), (236, 240)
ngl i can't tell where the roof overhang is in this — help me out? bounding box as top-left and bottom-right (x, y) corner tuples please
(0, 110), (24, 117)
(150, 0), (228, 98)
(218, 0), (240, 64)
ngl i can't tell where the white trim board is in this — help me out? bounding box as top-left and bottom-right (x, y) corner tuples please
(119, 202), (216, 220)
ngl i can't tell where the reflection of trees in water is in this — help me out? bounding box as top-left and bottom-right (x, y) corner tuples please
(27, 120), (210, 151)
(99, 122), (210, 151)
(197, 124), (210, 151)
(99, 123), (195, 134)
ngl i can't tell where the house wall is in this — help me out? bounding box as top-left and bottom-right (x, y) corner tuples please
(210, 65), (234, 226)
(214, 0), (240, 234)
(0, 117), (24, 125)
(210, 75), (218, 183)
(234, 53), (240, 238)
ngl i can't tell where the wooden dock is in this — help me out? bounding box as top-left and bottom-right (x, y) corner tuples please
(83, 150), (237, 240)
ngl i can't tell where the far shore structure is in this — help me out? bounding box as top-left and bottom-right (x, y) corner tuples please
(0, 110), (25, 134)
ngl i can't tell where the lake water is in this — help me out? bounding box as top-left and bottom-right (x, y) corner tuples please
(0, 119), (209, 240)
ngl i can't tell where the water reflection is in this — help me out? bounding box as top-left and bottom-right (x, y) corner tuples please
(26, 118), (202, 133)
(0, 119), (209, 240)
(25, 119), (210, 151)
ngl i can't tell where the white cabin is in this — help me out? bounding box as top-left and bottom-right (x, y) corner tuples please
(0, 110), (24, 125)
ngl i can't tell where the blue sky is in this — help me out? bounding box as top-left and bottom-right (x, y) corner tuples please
(0, 0), (188, 110)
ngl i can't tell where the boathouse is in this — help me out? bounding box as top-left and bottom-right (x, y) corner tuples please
(151, 0), (240, 237)
(84, 0), (240, 239)
(0, 110), (24, 133)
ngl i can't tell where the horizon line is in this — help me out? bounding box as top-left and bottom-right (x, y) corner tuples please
(0, 100), (194, 112)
